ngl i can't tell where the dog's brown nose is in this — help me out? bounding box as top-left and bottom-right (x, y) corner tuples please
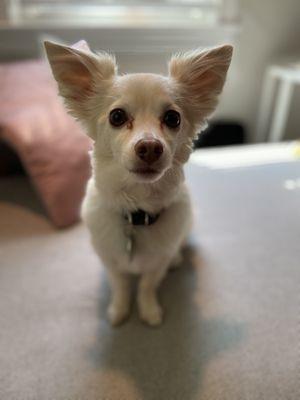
(134, 139), (163, 165)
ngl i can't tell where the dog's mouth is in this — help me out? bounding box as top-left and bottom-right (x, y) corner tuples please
(129, 167), (162, 181)
(130, 167), (158, 176)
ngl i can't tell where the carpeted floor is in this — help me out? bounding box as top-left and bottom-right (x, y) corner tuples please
(0, 150), (299, 400)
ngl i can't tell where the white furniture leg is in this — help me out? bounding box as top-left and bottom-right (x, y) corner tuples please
(256, 68), (277, 142)
(269, 79), (294, 142)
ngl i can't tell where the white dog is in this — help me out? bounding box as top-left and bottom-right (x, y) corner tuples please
(45, 41), (232, 326)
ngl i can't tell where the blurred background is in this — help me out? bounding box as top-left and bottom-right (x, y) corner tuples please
(1, 0), (300, 145)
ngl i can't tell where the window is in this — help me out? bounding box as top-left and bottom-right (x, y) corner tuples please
(4, 0), (239, 28)
(1, 0), (239, 55)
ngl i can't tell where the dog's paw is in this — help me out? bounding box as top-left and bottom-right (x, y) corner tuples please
(139, 301), (163, 326)
(108, 303), (130, 326)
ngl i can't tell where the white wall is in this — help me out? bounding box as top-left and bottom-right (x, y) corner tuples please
(218, 0), (300, 141)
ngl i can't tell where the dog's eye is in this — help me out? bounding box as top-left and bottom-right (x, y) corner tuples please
(109, 108), (128, 127)
(163, 110), (181, 129)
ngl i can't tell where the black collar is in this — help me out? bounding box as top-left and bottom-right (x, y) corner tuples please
(124, 209), (160, 226)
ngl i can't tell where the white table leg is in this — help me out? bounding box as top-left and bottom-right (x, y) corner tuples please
(256, 68), (277, 142)
(269, 79), (294, 142)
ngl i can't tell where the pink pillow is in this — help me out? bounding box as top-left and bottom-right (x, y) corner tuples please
(0, 59), (92, 227)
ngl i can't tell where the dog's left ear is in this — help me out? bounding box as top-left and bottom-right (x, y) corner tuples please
(169, 45), (233, 124)
(44, 40), (116, 127)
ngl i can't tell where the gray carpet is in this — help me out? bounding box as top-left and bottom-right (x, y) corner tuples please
(0, 157), (299, 400)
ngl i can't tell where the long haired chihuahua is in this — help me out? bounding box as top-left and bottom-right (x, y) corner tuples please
(45, 40), (232, 326)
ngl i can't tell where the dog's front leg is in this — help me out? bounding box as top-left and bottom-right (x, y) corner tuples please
(107, 269), (131, 326)
(138, 266), (168, 326)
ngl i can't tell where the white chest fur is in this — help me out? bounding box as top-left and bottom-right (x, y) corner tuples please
(81, 176), (192, 274)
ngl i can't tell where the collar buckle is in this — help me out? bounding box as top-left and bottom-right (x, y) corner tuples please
(124, 209), (160, 226)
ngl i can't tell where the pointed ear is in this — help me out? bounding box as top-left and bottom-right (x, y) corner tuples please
(169, 45), (233, 124)
(71, 39), (91, 52)
(44, 40), (116, 123)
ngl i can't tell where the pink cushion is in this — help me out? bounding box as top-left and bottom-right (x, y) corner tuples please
(0, 59), (92, 228)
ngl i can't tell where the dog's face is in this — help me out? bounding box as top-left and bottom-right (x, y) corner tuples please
(97, 73), (182, 182)
(45, 41), (232, 183)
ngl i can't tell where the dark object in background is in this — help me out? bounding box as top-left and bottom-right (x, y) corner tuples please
(194, 121), (246, 148)
(0, 140), (24, 176)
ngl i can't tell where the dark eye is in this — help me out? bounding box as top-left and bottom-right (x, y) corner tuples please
(163, 110), (181, 129)
(109, 108), (128, 127)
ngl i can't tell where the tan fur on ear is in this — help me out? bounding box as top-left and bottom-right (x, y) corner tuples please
(169, 45), (233, 125)
(44, 41), (116, 128)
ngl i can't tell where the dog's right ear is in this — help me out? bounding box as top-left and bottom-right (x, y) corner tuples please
(44, 41), (116, 126)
